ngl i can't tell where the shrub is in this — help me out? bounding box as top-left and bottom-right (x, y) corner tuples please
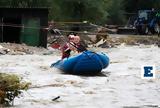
(0, 73), (30, 106)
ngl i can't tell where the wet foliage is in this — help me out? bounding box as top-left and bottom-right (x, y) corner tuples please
(0, 73), (30, 106)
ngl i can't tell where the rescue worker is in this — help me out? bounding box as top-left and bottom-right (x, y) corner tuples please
(61, 33), (86, 59)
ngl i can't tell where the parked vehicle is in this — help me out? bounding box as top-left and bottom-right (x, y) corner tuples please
(117, 9), (160, 36)
(134, 9), (160, 35)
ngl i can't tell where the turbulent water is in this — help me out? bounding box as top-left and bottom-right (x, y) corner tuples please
(0, 45), (160, 108)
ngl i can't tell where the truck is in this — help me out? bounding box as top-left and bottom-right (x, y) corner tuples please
(134, 9), (160, 35)
(117, 9), (160, 36)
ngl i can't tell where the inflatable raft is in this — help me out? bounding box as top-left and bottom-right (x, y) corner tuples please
(51, 50), (109, 75)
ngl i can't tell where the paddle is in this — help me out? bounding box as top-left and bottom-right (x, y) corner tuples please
(68, 41), (87, 52)
(49, 29), (107, 70)
(49, 29), (87, 68)
(49, 29), (87, 52)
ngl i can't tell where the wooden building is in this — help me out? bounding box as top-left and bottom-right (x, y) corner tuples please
(0, 8), (48, 47)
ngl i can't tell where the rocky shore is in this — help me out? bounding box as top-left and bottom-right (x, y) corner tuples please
(0, 35), (160, 55)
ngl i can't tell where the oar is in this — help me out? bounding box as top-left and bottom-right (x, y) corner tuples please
(68, 41), (87, 52)
(49, 29), (105, 69)
(49, 29), (87, 52)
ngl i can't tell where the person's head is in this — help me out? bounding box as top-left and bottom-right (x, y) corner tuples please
(68, 34), (80, 44)
(73, 35), (80, 44)
(67, 32), (75, 37)
(68, 34), (75, 42)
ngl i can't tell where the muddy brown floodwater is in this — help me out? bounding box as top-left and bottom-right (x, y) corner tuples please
(0, 44), (160, 108)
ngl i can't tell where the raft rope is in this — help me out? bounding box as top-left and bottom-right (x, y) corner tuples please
(49, 29), (105, 69)
(48, 29), (109, 72)
(84, 51), (104, 69)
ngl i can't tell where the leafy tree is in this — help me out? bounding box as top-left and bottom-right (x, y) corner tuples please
(0, 0), (12, 7)
(2, 0), (160, 25)
(49, 0), (108, 24)
(0, 0), (125, 25)
(105, 0), (126, 24)
(125, 0), (160, 12)
(0, 0), (50, 8)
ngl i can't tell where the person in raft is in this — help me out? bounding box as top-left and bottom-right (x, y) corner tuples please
(61, 33), (87, 59)
(50, 33), (87, 67)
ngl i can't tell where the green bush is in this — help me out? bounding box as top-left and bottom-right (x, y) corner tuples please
(0, 73), (30, 106)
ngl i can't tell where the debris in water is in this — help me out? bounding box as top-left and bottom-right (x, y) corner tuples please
(52, 96), (60, 101)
